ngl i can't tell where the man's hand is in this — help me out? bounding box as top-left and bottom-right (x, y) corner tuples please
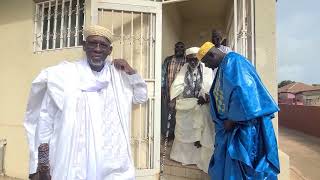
(29, 173), (39, 180)
(224, 120), (236, 131)
(197, 96), (207, 105)
(38, 171), (51, 180)
(205, 94), (210, 102)
(194, 141), (202, 148)
(37, 143), (51, 180)
(29, 168), (51, 180)
(113, 59), (136, 75)
(168, 101), (175, 109)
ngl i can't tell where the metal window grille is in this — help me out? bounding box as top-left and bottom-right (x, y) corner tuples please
(33, 0), (85, 52)
(0, 139), (7, 175)
(226, 0), (255, 62)
(98, 9), (156, 170)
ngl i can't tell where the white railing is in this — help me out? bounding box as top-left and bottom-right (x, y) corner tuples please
(226, 0), (255, 62)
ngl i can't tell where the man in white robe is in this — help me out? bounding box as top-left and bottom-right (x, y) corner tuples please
(169, 47), (215, 173)
(24, 25), (148, 180)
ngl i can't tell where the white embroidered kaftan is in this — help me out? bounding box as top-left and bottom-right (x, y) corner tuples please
(24, 59), (148, 180)
(169, 63), (215, 172)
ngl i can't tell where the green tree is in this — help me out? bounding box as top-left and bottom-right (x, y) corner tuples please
(278, 80), (295, 88)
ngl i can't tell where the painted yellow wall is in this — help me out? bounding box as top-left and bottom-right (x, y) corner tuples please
(0, 0), (287, 179)
(255, 1), (290, 180)
(162, 1), (227, 58)
(255, 0), (278, 134)
(0, 0), (85, 178)
(181, 19), (225, 48)
(162, 4), (182, 61)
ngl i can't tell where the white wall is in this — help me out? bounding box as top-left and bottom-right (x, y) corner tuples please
(0, 0), (84, 178)
(181, 19), (225, 48)
(162, 3), (227, 57)
(162, 4), (183, 61)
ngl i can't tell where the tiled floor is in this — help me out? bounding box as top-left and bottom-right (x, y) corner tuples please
(160, 174), (206, 180)
(3, 128), (317, 180)
(279, 127), (320, 180)
(161, 140), (210, 180)
(290, 167), (308, 180)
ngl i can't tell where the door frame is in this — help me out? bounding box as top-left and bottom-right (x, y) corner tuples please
(91, 0), (162, 177)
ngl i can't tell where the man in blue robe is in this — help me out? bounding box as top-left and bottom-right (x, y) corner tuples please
(196, 42), (280, 180)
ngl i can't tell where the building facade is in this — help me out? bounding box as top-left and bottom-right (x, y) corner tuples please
(0, 0), (289, 179)
(279, 82), (320, 106)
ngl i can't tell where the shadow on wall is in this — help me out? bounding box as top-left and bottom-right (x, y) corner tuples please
(279, 104), (320, 138)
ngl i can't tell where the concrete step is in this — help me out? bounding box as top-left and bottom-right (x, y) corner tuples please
(161, 140), (210, 180)
(163, 163), (210, 180)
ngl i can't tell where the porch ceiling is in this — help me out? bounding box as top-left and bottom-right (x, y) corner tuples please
(175, 0), (231, 21)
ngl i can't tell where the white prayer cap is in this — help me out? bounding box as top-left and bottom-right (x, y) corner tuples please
(186, 47), (200, 56)
(83, 25), (113, 43)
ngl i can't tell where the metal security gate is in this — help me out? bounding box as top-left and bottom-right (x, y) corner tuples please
(227, 0), (255, 64)
(0, 139), (6, 175)
(92, 0), (162, 178)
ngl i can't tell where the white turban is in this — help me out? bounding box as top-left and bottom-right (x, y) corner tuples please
(186, 47), (200, 56)
(83, 25), (113, 43)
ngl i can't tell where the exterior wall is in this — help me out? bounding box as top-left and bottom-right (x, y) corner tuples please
(162, 4), (182, 61)
(278, 92), (304, 105)
(278, 151), (290, 180)
(278, 92), (295, 103)
(278, 93), (287, 99)
(301, 91), (320, 106)
(162, 1), (228, 57)
(255, 0), (278, 133)
(306, 95), (320, 106)
(181, 19), (225, 48)
(255, 1), (290, 180)
(0, 0), (84, 178)
(287, 93), (295, 99)
(0, 0), (286, 179)
(279, 104), (320, 138)
(278, 90), (320, 106)
(295, 94), (304, 105)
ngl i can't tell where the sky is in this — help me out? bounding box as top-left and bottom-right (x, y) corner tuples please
(277, 0), (320, 84)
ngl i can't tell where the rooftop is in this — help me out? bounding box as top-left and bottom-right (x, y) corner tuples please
(278, 82), (320, 94)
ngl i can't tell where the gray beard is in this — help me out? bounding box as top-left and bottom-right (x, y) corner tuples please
(88, 58), (105, 68)
(188, 63), (199, 70)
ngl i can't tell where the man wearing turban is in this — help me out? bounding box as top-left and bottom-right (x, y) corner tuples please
(169, 47), (215, 173)
(25, 25), (147, 180)
(197, 42), (280, 179)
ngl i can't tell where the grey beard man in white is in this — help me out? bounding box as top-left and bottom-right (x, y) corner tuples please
(25, 25), (148, 180)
